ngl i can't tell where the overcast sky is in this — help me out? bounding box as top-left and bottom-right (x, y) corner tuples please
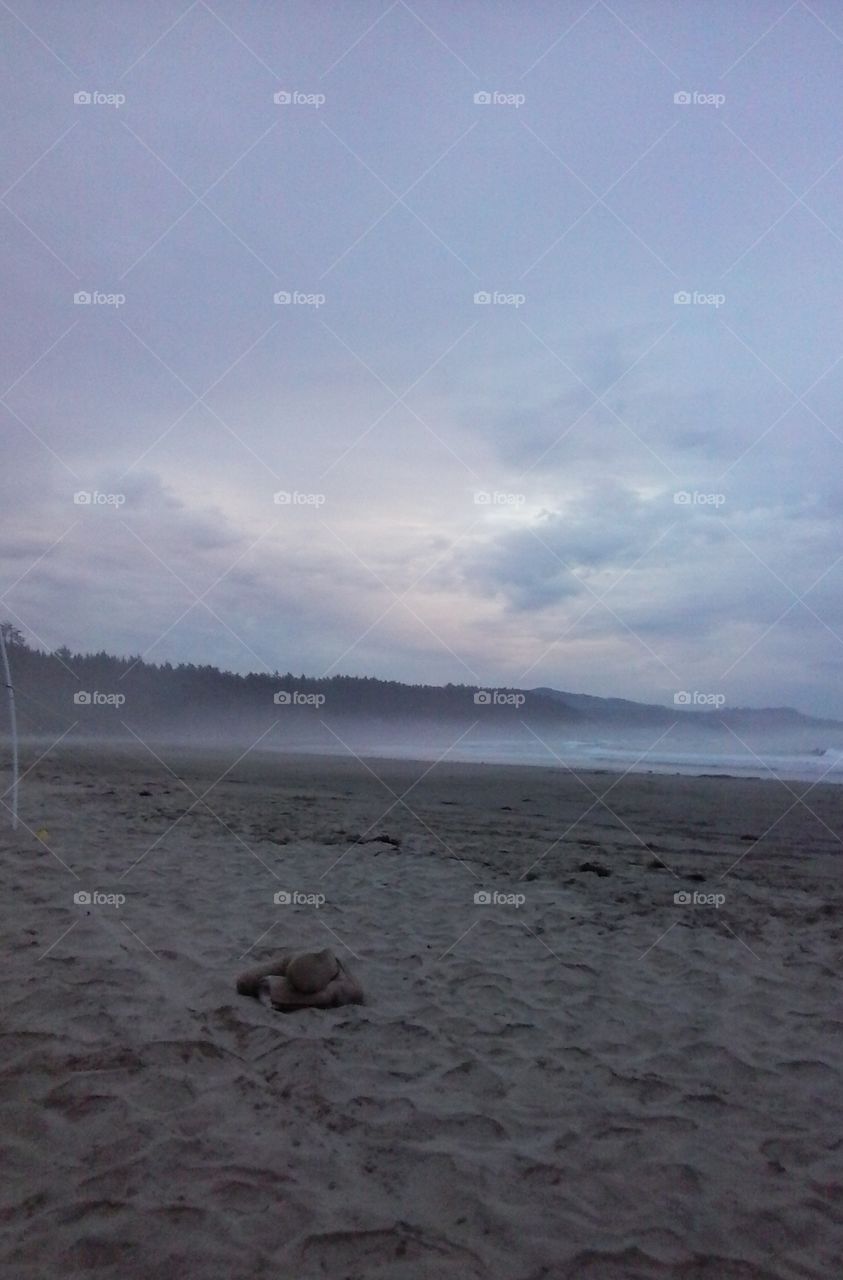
(2, 0), (843, 715)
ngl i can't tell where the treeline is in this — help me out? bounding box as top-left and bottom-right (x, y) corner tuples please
(0, 624), (576, 739)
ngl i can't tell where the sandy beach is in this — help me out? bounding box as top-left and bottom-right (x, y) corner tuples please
(1, 742), (841, 1278)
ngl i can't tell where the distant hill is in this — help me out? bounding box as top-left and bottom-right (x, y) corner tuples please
(0, 625), (577, 739)
(533, 687), (843, 732)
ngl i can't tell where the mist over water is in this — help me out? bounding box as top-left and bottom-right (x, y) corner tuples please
(6, 634), (843, 788)
(265, 719), (843, 783)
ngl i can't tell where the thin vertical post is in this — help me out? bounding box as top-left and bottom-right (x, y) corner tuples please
(0, 628), (19, 829)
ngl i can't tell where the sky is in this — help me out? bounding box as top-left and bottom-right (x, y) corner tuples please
(2, 0), (843, 716)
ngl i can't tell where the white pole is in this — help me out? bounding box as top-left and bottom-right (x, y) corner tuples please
(0, 628), (19, 829)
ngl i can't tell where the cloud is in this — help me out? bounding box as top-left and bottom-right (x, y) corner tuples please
(454, 483), (674, 609)
(4, 5), (843, 716)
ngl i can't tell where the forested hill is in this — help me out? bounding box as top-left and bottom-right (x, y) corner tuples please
(0, 625), (577, 738)
(1, 626), (839, 741)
